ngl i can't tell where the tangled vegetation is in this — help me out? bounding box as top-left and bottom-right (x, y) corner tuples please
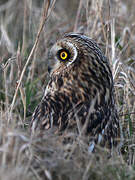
(0, 0), (135, 179)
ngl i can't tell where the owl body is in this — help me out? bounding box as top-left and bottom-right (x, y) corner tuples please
(31, 33), (120, 150)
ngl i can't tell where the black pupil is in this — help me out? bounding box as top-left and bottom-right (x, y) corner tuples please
(62, 52), (65, 57)
(58, 49), (70, 61)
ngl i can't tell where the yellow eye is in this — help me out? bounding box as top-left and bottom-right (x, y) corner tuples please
(60, 51), (68, 60)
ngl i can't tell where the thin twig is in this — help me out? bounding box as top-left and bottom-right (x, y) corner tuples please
(1, 56), (16, 70)
(97, 0), (107, 43)
(9, 0), (56, 122)
(22, 0), (28, 55)
(74, 0), (83, 32)
(119, 112), (135, 117)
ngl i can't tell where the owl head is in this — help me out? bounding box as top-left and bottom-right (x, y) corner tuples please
(47, 33), (108, 77)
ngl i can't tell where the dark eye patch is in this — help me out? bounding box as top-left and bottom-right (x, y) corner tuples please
(57, 49), (71, 61)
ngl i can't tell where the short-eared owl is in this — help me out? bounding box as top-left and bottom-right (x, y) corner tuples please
(31, 33), (120, 151)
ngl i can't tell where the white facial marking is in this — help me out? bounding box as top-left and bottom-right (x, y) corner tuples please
(66, 41), (77, 66)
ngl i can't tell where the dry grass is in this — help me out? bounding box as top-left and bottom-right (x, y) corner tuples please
(0, 0), (135, 179)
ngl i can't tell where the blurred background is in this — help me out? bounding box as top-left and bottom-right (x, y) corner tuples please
(0, 0), (135, 179)
(0, 0), (135, 133)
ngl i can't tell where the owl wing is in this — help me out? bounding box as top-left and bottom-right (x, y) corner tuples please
(31, 89), (69, 133)
(31, 94), (56, 133)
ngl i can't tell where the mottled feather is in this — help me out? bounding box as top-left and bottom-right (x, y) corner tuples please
(31, 33), (120, 150)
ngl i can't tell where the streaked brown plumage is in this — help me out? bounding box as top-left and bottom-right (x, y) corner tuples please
(31, 33), (120, 151)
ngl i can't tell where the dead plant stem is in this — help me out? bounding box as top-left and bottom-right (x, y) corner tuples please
(9, 0), (56, 122)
